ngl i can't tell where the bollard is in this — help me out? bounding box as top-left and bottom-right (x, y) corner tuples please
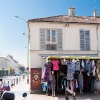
(11, 80), (13, 88)
(14, 79), (15, 86)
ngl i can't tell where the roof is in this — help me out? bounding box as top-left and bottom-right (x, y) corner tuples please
(0, 57), (10, 61)
(28, 15), (100, 24)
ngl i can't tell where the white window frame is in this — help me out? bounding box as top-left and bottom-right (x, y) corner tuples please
(80, 29), (90, 51)
(45, 29), (57, 45)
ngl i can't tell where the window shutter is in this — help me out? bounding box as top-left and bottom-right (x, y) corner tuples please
(40, 28), (45, 50)
(80, 30), (85, 50)
(85, 31), (90, 50)
(57, 29), (63, 50)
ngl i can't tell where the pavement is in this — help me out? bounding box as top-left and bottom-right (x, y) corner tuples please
(10, 79), (100, 100)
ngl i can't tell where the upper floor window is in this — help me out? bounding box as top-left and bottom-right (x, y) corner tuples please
(40, 28), (62, 50)
(80, 30), (90, 50)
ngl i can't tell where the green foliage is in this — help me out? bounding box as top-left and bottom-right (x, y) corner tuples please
(10, 66), (14, 71)
(19, 66), (25, 72)
(0, 70), (8, 76)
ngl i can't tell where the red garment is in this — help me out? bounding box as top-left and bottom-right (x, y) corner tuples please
(0, 86), (3, 91)
(6, 86), (10, 91)
(52, 60), (59, 70)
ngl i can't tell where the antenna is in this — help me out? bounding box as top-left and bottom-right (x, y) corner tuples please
(94, 0), (96, 10)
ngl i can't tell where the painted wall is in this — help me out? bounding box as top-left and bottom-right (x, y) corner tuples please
(0, 57), (10, 75)
(6, 56), (19, 73)
(29, 22), (100, 68)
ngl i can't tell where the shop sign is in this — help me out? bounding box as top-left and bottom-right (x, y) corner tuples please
(31, 68), (42, 90)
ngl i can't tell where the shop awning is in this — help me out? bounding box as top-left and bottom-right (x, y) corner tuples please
(39, 54), (98, 59)
(46, 56), (100, 60)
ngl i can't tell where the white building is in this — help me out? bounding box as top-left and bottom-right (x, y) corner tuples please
(28, 7), (100, 92)
(6, 55), (19, 73)
(0, 57), (10, 75)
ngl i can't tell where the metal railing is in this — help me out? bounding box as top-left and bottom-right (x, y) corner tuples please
(46, 44), (57, 50)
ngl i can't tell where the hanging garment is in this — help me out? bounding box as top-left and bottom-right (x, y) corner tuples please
(41, 62), (52, 82)
(61, 65), (67, 75)
(42, 83), (46, 91)
(67, 63), (72, 73)
(81, 60), (85, 67)
(86, 59), (90, 71)
(75, 61), (80, 71)
(71, 62), (76, 73)
(87, 60), (92, 75)
(52, 60), (59, 71)
(41, 65), (45, 79)
(67, 73), (74, 81)
(91, 60), (95, 72)
(78, 74), (83, 91)
(76, 80), (78, 88)
(67, 63), (74, 80)
(61, 59), (68, 65)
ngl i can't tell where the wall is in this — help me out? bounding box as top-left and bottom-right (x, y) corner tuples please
(0, 57), (10, 75)
(29, 22), (100, 68)
(6, 56), (19, 73)
(29, 22), (98, 51)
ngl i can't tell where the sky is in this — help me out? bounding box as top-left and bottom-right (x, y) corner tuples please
(0, 0), (100, 66)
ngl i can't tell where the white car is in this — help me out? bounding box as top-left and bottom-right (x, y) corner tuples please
(15, 72), (20, 76)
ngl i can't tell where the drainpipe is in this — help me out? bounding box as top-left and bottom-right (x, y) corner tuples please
(96, 24), (99, 56)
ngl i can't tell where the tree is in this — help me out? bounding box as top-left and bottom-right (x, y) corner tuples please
(10, 66), (14, 71)
(19, 66), (25, 72)
(10, 66), (14, 75)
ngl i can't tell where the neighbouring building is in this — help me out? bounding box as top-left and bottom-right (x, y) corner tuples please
(0, 57), (10, 75)
(6, 55), (19, 73)
(28, 7), (100, 93)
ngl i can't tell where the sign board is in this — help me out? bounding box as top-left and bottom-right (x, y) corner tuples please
(30, 68), (42, 90)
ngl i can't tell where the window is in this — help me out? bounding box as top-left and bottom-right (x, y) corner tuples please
(46, 30), (57, 50)
(40, 28), (62, 50)
(80, 30), (90, 50)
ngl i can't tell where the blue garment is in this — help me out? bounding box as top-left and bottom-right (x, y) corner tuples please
(71, 62), (76, 73)
(64, 80), (66, 87)
(86, 60), (90, 71)
(88, 61), (92, 74)
(42, 83), (46, 91)
(82, 60), (84, 68)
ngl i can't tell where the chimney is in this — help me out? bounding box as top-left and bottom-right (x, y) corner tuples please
(68, 7), (75, 17)
(94, 9), (98, 17)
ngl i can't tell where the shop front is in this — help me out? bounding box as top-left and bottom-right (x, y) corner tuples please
(41, 55), (100, 96)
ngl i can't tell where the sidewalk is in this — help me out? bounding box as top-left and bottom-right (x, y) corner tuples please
(11, 79), (58, 100)
(11, 79), (100, 100)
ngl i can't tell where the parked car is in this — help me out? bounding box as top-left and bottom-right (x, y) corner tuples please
(14, 72), (20, 76)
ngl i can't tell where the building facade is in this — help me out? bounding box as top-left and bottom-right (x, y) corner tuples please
(28, 8), (100, 93)
(0, 57), (10, 75)
(6, 55), (19, 73)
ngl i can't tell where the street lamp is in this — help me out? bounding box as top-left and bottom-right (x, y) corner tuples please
(14, 16), (30, 84)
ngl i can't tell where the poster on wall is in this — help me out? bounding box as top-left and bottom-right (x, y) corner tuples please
(31, 68), (42, 90)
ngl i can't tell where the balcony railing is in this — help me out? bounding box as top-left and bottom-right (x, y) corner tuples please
(46, 44), (57, 50)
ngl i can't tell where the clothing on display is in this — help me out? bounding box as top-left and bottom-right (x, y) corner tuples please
(41, 62), (52, 82)
(41, 56), (100, 95)
(52, 60), (59, 71)
(61, 59), (68, 65)
(78, 73), (83, 92)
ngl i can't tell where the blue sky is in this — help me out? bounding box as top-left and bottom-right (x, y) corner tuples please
(0, 0), (100, 66)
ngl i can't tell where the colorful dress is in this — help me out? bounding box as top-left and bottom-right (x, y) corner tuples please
(41, 62), (52, 82)
(52, 60), (59, 71)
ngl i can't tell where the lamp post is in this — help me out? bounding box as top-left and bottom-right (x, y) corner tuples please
(14, 16), (30, 84)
